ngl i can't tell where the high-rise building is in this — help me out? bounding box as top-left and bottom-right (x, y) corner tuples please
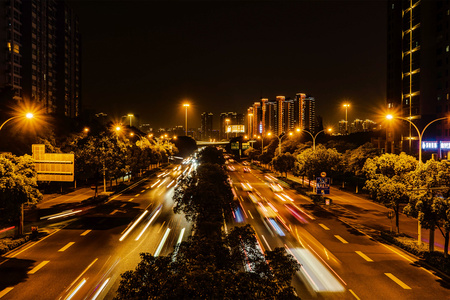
(387, 0), (450, 153)
(283, 98), (295, 132)
(294, 93), (306, 130)
(0, 0), (80, 117)
(302, 96), (316, 133)
(200, 112), (213, 141)
(275, 96), (284, 136)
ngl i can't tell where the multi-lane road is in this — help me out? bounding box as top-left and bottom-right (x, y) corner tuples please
(0, 165), (192, 300)
(226, 160), (450, 300)
(0, 159), (449, 299)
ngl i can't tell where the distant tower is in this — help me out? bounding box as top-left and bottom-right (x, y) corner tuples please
(201, 112), (213, 141)
(302, 96), (316, 133)
(275, 96), (284, 135)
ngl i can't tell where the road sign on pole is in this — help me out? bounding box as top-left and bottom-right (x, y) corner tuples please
(316, 177), (331, 195)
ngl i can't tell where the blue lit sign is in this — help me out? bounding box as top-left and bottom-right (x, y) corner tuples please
(440, 141), (450, 149)
(259, 122), (263, 134)
(422, 141), (438, 150)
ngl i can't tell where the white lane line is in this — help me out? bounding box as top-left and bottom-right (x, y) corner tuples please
(348, 289), (361, 299)
(128, 198), (134, 202)
(28, 260), (50, 274)
(154, 228), (171, 257)
(110, 210), (118, 215)
(58, 242), (75, 252)
(135, 194), (140, 197)
(334, 235), (348, 244)
(80, 230), (91, 236)
(355, 251), (373, 262)
(92, 277), (110, 300)
(385, 273), (411, 289)
(0, 287), (14, 298)
(319, 223), (330, 230)
(261, 235), (272, 251)
(65, 258), (98, 293)
(248, 210), (254, 219)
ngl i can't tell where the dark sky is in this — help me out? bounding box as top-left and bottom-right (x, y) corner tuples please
(68, 0), (387, 130)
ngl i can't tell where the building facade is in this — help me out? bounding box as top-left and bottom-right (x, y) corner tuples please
(387, 0), (450, 155)
(200, 112), (213, 141)
(0, 0), (80, 117)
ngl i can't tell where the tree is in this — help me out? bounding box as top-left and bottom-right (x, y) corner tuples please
(243, 147), (260, 161)
(272, 153), (296, 177)
(363, 152), (417, 233)
(198, 146), (225, 165)
(0, 154), (42, 235)
(343, 142), (380, 176)
(173, 163), (235, 235)
(404, 159), (450, 255)
(295, 145), (342, 181)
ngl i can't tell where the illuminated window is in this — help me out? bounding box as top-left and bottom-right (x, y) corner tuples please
(446, 45), (449, 52)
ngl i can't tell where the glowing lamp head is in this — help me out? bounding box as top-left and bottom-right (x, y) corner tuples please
(130, 132), (134, 136)
(183, 103), (190, 107)
(296, 128), (301, 132)
(327, 128), (332, 132)
(289, 132), (293, 136)
(267, 132), (272, 136)
(26, 113), (33, 119)
(115, 126), (121, 131)
(386, 114), (394, 120)
(84, 127), (89, 133)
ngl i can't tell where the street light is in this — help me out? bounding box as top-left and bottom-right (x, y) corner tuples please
(386, 114), (449, 164)
(301, 128), (332, 151)
(225, 118), (230, 139)
(343, 103), (350, 134)
(268, 131), (294, 155)
(0, 112), (34, 131)
(183, 104), (189, 136)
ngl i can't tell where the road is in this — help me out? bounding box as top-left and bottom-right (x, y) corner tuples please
(0, 165), (192, 300)
(226, 161), (450, 300)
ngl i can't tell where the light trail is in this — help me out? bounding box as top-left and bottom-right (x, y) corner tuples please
(154, 228), (171, 256)
(135, 205), (162, 241)
(91, 278), (110, 300)
(66, 278), (86, 300)
(119, 210), (148, 241)
(151, 179), (161, 188)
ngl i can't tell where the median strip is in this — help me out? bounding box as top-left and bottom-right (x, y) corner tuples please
(385, 273), (411, 289)
(334, 235), (348, 244)
(355, 251), (373, 262)
(28, 260), (50, 274)
(58, 242), (75, 252)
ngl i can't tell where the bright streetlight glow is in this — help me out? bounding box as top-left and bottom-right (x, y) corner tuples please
(0, 112), (35, 131)
(343, 103), (350, 134)
(26, 113), (33, 119)
(127, 114), (134, 127)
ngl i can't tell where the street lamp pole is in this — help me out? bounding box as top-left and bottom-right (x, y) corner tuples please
(302, 128), (332, 151)
(127, 114), (134, 127)
(0, 113), (34, 131)
(183, 104), (189, 136)
(225, 118), (230, 139)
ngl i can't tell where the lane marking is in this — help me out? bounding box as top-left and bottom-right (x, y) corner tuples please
(334, 235), (348, 244)
(110, 210), (118, 215)
(157, 221), (166, 233)
(58, 242), (75, 252)
(80, 230), (91, 236)
(109, 193), (122, 201)
(348, 289), (361, 299)
(141, 189), (145, 193)
(0, 287), (13, 298)
(65, 258), (98, 293)
(135, 194), (140, 197)
(248, 210), (254, 219)
(28, 260), (50, 274)
(319, 223), (330, 230)
(120, 204), (126, 208)
(355, 251), (373, 262)
(385, 273), (411, 289)
(128, 198), (135, 202)
(380, 243), (415, 263)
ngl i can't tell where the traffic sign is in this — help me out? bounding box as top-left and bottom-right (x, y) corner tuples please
(231, 142), (239, 150)
(316, 177), (331, 195)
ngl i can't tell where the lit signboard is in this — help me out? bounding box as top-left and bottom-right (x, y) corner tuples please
(32, 144), (74, 182)
(422, 141), (438, 150)
(227, 125), (245, 133)
(440, 141), (450, 149)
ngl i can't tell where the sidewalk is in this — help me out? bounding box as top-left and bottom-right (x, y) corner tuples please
(283, 174), (445, 252)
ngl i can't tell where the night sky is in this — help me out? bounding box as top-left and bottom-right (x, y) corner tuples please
(67, 0), (387, 130)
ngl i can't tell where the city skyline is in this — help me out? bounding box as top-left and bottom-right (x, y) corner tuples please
(66, 0), (386, 129)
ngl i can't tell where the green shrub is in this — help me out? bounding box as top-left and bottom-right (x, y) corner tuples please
(0, 235), (30, 255)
